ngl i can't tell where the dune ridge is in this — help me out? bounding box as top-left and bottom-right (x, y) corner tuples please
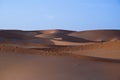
(0, 40), (120, 62)
(0, 29), (120, 61)
(69, 30), (120, 42)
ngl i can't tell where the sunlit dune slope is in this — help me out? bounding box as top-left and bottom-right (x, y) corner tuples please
(0, 40), (120, 61)
(69, 30), (120, 42)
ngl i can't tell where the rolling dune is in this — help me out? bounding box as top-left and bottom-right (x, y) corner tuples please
(0, 29), (120, 80)
(69, 30), (120, 42)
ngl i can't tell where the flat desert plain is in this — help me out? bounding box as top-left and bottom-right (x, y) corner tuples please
(0, 29), (120, 80)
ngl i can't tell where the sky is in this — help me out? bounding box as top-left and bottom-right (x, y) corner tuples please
(0, 0), (120, 31)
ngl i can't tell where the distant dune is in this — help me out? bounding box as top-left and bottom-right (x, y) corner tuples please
(69, 30), (120, 42)
(35, 29), (91, 43)
(36, 29), (75, 34)
(0, 29), (120, 60)
(0, 29), (120, 80)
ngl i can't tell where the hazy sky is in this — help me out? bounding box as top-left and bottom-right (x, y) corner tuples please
(0, 0), (120, 31)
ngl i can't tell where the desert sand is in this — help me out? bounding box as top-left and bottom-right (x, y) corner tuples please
(0, 29), (120, 80)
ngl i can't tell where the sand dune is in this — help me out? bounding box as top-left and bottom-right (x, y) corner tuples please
(0, 30), (54, 44)
(35, 29), (75, 34)
(0, 29), (120, 61)
(0, 29), (120, 80)
(35, 34), (91, 43)
(35, 29), (91, 43)
(69, 30), (120, 42)
(0, 40), (120, 61)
